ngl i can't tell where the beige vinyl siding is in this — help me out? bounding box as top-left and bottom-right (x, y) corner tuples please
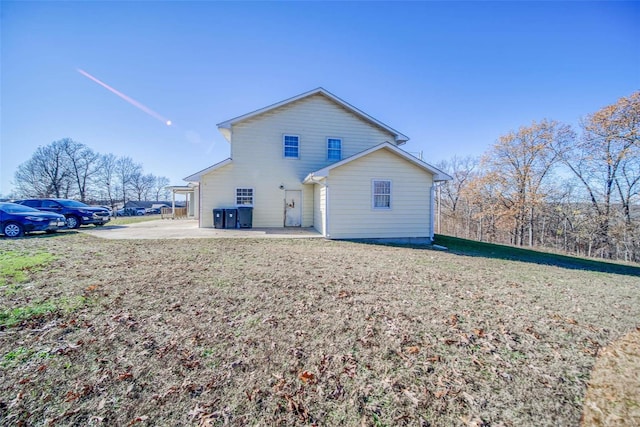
(313, 180), (327, 235)
(190, 188), (199, 219)
(303, 185), (314, 227)
(199, 164), (312, 228)
(200, 165), (295, 228)
(205, 93), (396, 228)
(327, 149), (433, 239)
(231, 94), (396, 180)
(199, 163), (236, 227)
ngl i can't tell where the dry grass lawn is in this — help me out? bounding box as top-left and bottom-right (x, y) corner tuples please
(0, 233), (638, 426)
(581, 329), (640, 426)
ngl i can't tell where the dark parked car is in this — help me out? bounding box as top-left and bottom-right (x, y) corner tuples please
(15, 199), (110, 229)
(0, 202), (67, 238)
(115, 207), (145, 216)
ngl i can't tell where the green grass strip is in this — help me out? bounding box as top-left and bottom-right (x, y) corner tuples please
(0, 296), (87, 328)
(434, 234), (640, 277)
(0, 301), (57, 328)
(0, 251), (55, 286)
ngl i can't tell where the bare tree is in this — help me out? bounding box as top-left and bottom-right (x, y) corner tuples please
(14, 159), (49, 198)
(435, 156), (479, 237)
(61, 138), (100, 202)
(154, 176), (170, 201)
(436, 156), (479, 213)
(463, 170), (509, 242)
(142, 174), (157, 201)
(131, 173), (156, 201)
(615, 149), (640, 228)
(436, 92), (639, 263)
(482, 119), (573, 246)
(96, 153), (118, 210)
(560, 91), (640, 258)
(14, 139), (71, 198)
(114, 156), (142, 206)
(12, 138), (173, 213)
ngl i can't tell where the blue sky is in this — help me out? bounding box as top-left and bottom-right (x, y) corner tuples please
(1, 1), (639, 196)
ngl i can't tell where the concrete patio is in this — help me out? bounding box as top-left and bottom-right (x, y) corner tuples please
(78, 219), (322, 240)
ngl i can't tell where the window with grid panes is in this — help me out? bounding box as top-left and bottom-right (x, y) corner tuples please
(327, 138), (342, 161)
(372, 180), (391, 209)
(236, 188), (254, 206)
(283, 135), (299, 158)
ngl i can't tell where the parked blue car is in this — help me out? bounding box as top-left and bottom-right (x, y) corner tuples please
(14, 198), (110, 229)
(0, 202), (67, 238)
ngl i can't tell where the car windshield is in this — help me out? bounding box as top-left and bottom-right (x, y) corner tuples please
(57, 200), (89, 208)
(0, 203), (40, 213)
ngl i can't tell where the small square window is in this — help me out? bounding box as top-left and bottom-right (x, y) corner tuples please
(327, 138), (342, 161)
(236, 188), (254, 206)
(372, 180), (391, 209)
(283, 135), (299, 158)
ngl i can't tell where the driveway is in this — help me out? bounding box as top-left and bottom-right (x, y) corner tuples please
(78, 219), (322, 240)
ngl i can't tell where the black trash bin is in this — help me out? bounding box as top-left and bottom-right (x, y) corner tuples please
(213, 209), (225, 229)
(224, 209), (238, 229)
(237, 206), (253, 228)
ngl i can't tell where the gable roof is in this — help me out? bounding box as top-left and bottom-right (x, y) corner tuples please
(183, 158), (232, 182)
(303, 142), (452, 183)
(216, 87), (410, 145)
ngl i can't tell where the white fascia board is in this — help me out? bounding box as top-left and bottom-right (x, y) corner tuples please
(183, 158), (232, 182)
(216, 87), (410, 144)
(303, 171), (328, 184)
(432, 172), (454, 182)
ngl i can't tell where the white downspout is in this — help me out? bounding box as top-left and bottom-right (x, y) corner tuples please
(325, 179), (330, 238)
(430, 183), (435, 242)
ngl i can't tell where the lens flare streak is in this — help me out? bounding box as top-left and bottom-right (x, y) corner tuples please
(77, 68), (171, 125)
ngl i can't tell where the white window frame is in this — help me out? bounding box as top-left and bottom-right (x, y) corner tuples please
(327, 137), (342, 161)
(235, 187), (254, 206)
(283, 134), (300, 159)
(372, 179), (392, 210)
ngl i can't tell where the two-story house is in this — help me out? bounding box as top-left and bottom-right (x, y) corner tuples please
(183, 88), (451, 240)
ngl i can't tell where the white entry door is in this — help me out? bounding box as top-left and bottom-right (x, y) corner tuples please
(284, 190), (302, 227)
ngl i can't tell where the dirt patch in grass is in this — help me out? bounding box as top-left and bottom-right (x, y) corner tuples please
(581, 329), (640, 426)
(0, 234), (638, 426)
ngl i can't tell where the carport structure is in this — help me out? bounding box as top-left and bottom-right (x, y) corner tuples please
(165, 184), (198, 219)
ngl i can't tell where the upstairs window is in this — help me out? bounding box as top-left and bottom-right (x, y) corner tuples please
(283, 135), (299, 158)
(372, 180), (391, 209)
(327, 138), (342, 161)
(236, 188), (254, 206)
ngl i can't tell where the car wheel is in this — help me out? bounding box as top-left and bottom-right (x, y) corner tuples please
(3, 222), (24, 238)
(65, 215), (81, 229)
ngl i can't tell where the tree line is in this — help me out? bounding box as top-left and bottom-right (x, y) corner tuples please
(436, 91), (639, 263)
(12, 138), (171, 209)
